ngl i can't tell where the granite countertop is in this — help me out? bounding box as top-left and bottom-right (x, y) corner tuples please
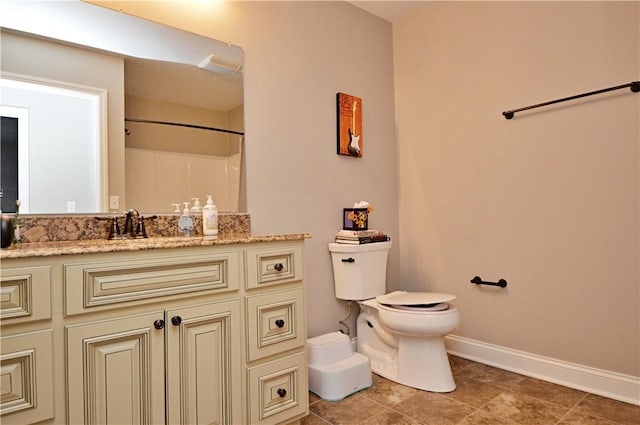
(0, 234), (311, 259)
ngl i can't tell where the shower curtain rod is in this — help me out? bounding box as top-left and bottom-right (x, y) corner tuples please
(502, 81), (640, 119)
(125, 118), (245, 135)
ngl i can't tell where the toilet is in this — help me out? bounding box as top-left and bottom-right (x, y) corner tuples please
(328, 241), (460, 392)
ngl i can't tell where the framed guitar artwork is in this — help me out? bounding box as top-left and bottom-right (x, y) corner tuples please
(336, 92), (363, 157)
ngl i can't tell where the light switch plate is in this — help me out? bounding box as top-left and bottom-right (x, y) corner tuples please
(109, 195), (119, 210)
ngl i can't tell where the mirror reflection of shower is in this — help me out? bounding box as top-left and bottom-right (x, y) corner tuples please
(124, 117), (243, 213)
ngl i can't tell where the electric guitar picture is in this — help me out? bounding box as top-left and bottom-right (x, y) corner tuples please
(348, 100), (361, 156)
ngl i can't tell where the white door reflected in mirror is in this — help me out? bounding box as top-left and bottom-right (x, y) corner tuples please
(1, 76), (106, 213)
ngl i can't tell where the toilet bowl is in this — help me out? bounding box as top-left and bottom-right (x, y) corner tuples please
(357, 292), (459, 392)
(329, 241), (460, 393)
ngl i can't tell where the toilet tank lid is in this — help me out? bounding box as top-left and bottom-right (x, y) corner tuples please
(376, 291), (455, 306)
(328, 241), (392, 252)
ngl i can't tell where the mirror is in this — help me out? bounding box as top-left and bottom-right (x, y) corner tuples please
(0, 1), (244, 214)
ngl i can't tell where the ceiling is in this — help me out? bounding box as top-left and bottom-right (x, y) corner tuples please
(347, 1), (428, 23)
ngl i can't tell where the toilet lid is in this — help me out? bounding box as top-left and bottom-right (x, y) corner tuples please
(376, 291), (455, 311)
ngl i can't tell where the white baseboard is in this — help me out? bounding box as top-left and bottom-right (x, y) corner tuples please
(445, 334), (640, 406)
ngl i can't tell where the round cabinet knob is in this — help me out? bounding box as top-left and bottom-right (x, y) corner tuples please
(274, 263), (284, 272)
(277, 388), (287, 398)
(275, 319), (285, 328)
(153, 319), (165, 330)
(171, 316), (182, 326)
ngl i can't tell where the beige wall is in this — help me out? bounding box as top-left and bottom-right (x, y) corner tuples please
(96, 1), (639, 378)
(99, 1), (400, 338)
(394, 1), (639, 376)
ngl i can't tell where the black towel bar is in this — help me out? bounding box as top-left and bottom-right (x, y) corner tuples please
(502, 81), (640, 119)
(125, 117), (245, 135)
(470, 276), (507, 288)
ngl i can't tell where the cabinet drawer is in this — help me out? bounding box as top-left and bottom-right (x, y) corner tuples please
(246, 288), (305, 361)
(64, 251), (239, 316)
(247, 352), (308, 425)
(0, 266), (51, 325)
(0, 330), (54, 424)
(245, 245), (303, 290)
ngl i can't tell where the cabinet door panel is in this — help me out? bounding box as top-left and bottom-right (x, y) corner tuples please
(0, 266), (51, 324)
(245, 246), (303, 290)
(246, 288), (305, 361)
(66, 312), (165, 425)
(166, 299), (241, 425)
(0, 330), (54, 424)
(247, 353), (308, 425)
(65, 252), (240, 316)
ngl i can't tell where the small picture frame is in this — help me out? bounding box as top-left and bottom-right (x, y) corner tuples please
(343, 208), (369, 230)
(336, 92), (363, 157)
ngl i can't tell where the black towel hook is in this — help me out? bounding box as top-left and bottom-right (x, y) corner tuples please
(471, 276), (508, 288)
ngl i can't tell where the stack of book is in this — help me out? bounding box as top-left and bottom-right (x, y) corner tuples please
(335, 229), (390, 245)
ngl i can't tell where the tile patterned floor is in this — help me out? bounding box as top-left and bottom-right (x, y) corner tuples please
(302, 356), (640, 425)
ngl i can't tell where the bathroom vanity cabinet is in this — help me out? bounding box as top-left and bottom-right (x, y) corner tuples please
(0, 238), (308, 425)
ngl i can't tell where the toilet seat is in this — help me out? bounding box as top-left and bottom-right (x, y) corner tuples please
(376, 291), (455, 312)
(388, 303), (449, 312)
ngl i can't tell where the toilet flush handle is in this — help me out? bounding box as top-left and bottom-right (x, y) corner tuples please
(341, 257), (355, 263)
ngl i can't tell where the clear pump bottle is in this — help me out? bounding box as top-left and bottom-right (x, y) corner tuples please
(178, 202), (194, 236)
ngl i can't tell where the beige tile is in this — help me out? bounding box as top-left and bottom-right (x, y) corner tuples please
(456, 409), (516, 425)
(508, 377), (587, 408)
(360, 410), (423, 425)
(558, 410), (623, 425)
(448, 354), (474, 373)
(442, 374), (505, 408)
(394, 391), (475, 425)
(360, 373), (421, 407)
(460, 362), (526, 387)
(301, 412), (332, 425)
(309, 393), (388, 425)
(308, 391), (322, 404)
(574, 394), (640, 425)
(481, 391), (569, 425)
(305, 357), (639, 425)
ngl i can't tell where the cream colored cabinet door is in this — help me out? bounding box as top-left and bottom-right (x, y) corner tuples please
(165, 299), (241, 425)
(66, 311), (166, 425)
(0, 330), (54, 425)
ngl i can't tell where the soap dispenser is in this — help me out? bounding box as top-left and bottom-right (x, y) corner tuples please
(191, 198), (202, 213)
(202, 195), (218, 238)
(178, 202), (194, 236)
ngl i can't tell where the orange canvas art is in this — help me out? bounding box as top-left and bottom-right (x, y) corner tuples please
(336, 92), (362, 157)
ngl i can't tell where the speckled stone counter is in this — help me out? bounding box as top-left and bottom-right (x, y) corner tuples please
(0, 233), (311, 259)
(2, 212), (310, 259)
(14, 213), (251, 243)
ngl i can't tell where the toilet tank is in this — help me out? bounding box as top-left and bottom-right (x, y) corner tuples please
(328, 241), (391, 300)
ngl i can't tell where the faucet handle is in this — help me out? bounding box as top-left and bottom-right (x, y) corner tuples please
(135, 215), (157, 239)
(95, 216), (121, 240)
(110, 218), (121, 239)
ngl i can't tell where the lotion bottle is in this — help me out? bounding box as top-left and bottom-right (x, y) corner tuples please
(202, 195), (218, 238)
